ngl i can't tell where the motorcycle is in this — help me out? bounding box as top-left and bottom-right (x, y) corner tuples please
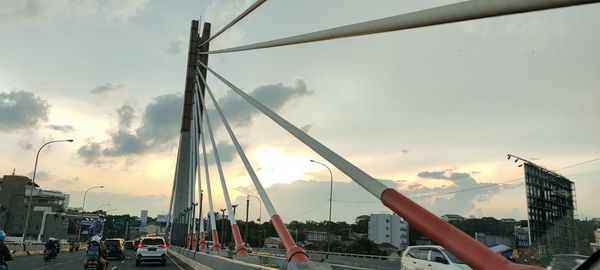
(43, 249), (56, 262)
(84, 259), (99, 270)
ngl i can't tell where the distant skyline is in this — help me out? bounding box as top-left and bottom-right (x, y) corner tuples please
(1, 0), (599, 224)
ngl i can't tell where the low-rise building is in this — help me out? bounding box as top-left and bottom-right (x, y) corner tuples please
(475, 232), (513, 248)
(591, 228), (600, 253)
(264, 237), (282, 248)
(515, 226), (531, 248)
(304, 231), (342, 243)
(368, 213), (408, 250)
(441, 214), (465, 222)
(0, 174), (71, 241)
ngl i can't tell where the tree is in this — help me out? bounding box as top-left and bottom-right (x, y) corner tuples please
(347, 237), (386, 256)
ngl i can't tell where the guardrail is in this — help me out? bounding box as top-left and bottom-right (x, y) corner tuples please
(254, 248), (401, 270)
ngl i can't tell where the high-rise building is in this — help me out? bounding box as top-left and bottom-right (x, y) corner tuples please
(368, 213), (408, 250)
(523, 163), (577, 257)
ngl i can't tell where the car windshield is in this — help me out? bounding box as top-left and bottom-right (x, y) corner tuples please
(142, 238), (164, 245)
(442, 249), (464, 264)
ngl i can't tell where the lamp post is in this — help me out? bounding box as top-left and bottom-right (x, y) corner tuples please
(220, 208), (226, 246)
(311, 159), (333, 257)
(232, 204), (238, 218)
(22, 139), (73, 250)
(247, 194), (262, 247)
(77, 185), (104, 241)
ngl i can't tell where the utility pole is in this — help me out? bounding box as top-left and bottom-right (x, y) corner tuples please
(220, 209), (226, 246)
(244, 196), (250, 244)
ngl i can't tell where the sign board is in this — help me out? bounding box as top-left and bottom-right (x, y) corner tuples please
(113, 219), (125, 228)
(130, 220), (141, 227)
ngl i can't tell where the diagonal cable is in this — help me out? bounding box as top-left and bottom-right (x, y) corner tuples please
(199, 0), (268, 47)
(199, 61), (389, 199)
(202, 0), (599, 54)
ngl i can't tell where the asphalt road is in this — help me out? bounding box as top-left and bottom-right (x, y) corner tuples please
(7, 249), (192, 270)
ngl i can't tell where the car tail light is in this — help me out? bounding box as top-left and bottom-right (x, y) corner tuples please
(162, 243), (168, 248)
(138, 243), (144, 249)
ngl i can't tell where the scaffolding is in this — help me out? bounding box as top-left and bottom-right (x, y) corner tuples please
(523, 163), (577, 257)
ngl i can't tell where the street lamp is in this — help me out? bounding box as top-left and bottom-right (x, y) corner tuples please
(247, 194), (263, 247)
(22, 139), (73, 250)
(232, 204), (238, 218)
(311, 159), (333, 257)
(220, 208), (227, 245)
(77, 185), (104, 241)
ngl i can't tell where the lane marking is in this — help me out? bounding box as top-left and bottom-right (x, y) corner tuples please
(111, 266), (118, 270)
(168, 254), (186, 270)
(34, 266), (49, 270)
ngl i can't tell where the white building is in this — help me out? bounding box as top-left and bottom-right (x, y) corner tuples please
(591, 228), (600, 253)
(368, 214), (409, 250)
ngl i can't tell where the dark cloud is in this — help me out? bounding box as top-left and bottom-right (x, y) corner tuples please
(90, 83), (125, 95)
(300, 124), (313, 133)
(417, 170), (451, 180)
(215, 79), (313, 127)
(117, 104), (135, 129)
(0, 90), (49, 130)
(401, 149), (410, 154)
(78, 79), (313, 161)
(47, 124), (75, 133)
(18, 141), (34, 150)
(203, 141), (237, 164)
(166, 40), (184, 55)
(103, 94), (182, 156)
(77, 142), (103, 164)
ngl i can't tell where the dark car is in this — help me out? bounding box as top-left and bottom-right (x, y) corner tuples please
(125, 240), (135, 250)
(104, 238), (126, 260)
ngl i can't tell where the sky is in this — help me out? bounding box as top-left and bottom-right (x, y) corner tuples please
(1, 0), (599, 224)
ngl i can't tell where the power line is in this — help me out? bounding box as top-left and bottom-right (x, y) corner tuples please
(334, 156), (600, 203)
(199, 0), (268, 47)
(289, 199), (329, 220)
(202, 0), (598, 54)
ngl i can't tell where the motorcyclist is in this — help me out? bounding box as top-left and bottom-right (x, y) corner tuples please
(84, 235), (107, 270)
(45, 237), (59, 258)
(0, 230), (13, 270)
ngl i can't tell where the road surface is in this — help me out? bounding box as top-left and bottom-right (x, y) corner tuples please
(7, 249), (193, 270)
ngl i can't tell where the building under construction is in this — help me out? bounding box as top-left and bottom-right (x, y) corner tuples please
(523, 162), (577, 257)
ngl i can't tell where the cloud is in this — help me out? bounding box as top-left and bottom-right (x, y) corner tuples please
(417, 170), (451, 180)
(102, 0), (149, 22)
(117, 104), (135, 129)
(56, 176), (81, 186)
(204, 141), (237, 164)
(47, 124), (75, 133)
(28, 170), (52, 182)
(0, 90), (49, 130)
(90, 83), (125, 95)
(77, 142), (103, 164)
(166, 40), (184, 55)
(77, 79), (313, 163)
(18, 141), (34, 150)
(215, 79), (313, 127)
(103, 94), (182, 156)
(300, 124), (313, 133)
(401, 149), (410, 154)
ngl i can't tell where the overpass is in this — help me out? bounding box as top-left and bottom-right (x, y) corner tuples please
(164, 1), (599, 270)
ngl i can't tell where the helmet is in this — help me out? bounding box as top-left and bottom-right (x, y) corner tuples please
(91, 235), (101, 243)
(48, 237), (57, 241)
(0, 230), (5, 241)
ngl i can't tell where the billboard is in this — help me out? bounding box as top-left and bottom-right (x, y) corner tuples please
(524, 163), (576, 257)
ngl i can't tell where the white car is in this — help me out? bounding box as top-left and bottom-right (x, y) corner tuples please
(401, 245), (470, 270)
(135, 236), (168, 266)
